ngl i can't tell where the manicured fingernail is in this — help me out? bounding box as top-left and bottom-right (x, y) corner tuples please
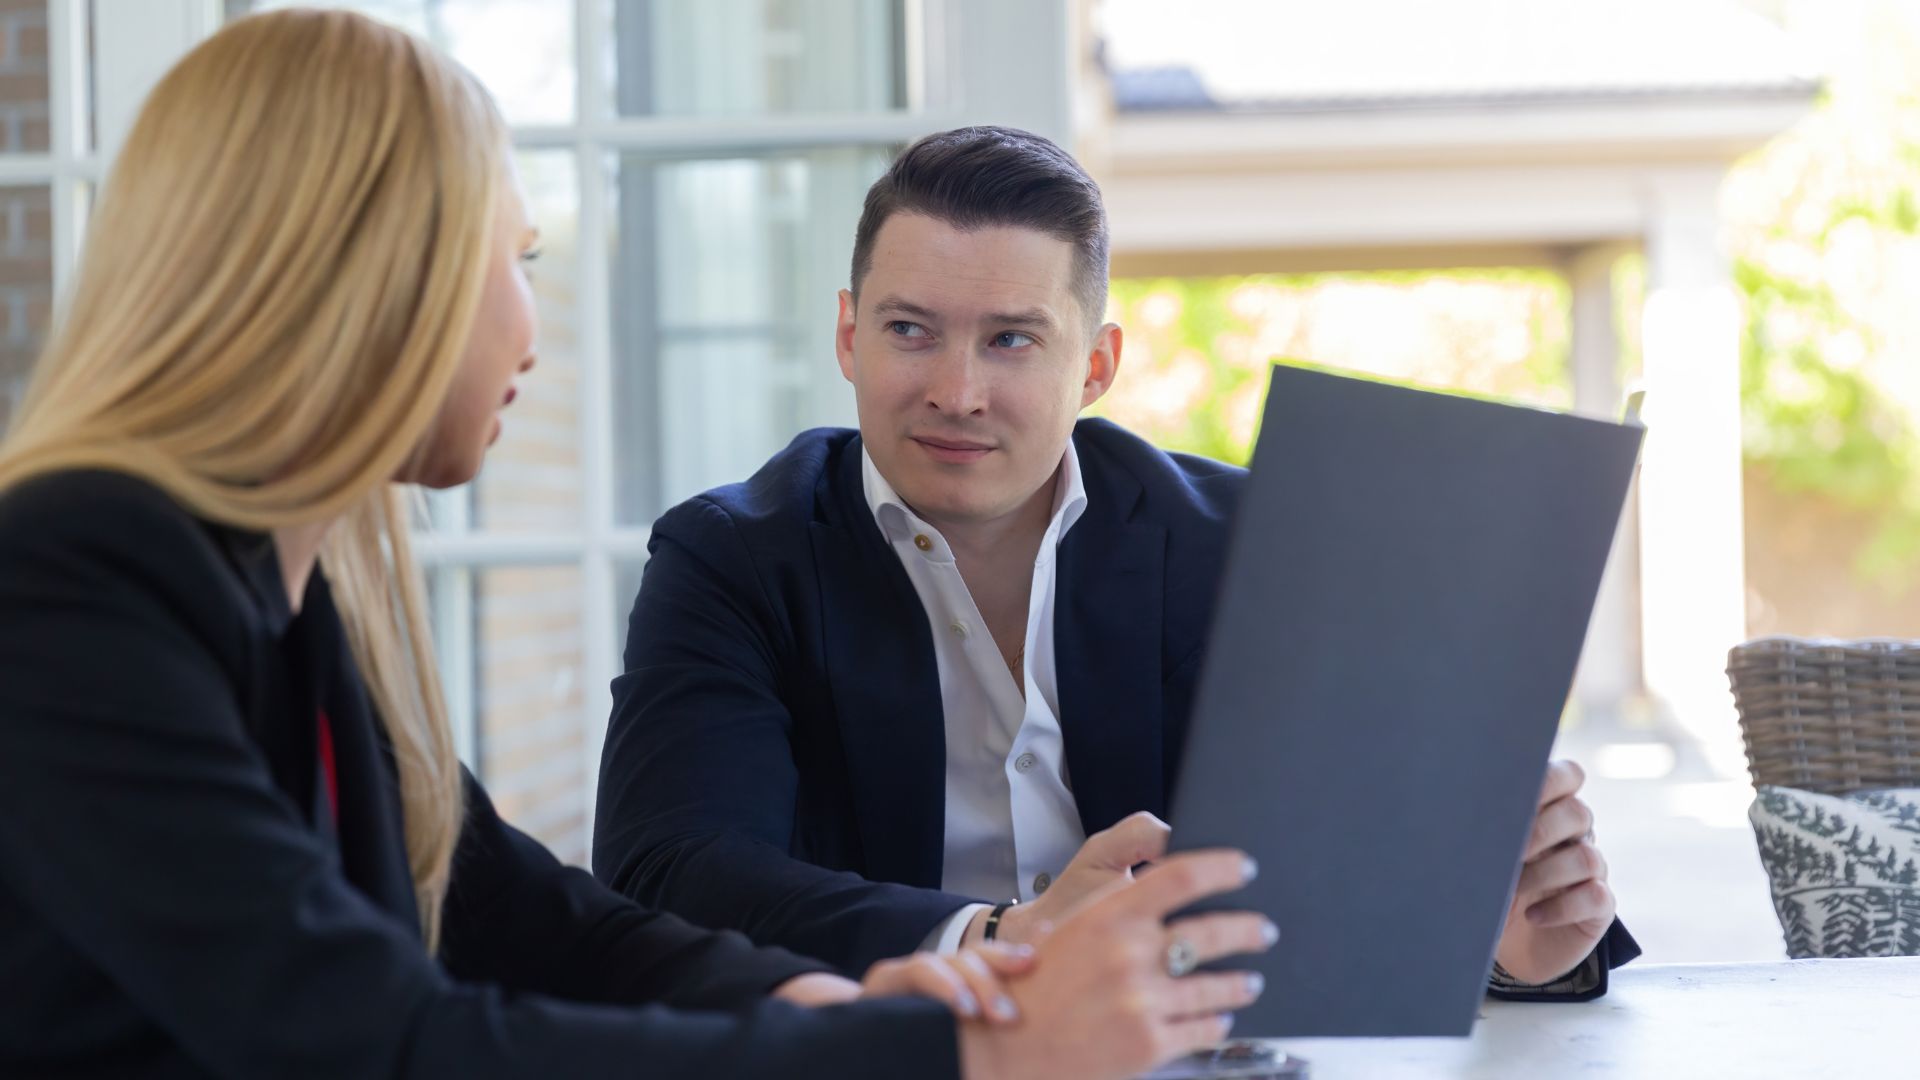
(1242, 856), (1259, 882)
(955, 990), (979, 1017)
(1245, 973), (1265, 997)
(1010, 943), (1035, 959)
(1261, 921), (1281, 946)
(994, 995), (1020, 1021)
(1219, 1013), (1236, 1034)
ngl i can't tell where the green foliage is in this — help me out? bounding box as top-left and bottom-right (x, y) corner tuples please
(1098, 277), (1266, 465)
(1735, 256), (1911, 507)
(1097, 269), (1571, 468)
(1732, 95), (1920, 583)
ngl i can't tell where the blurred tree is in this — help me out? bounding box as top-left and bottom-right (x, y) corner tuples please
(1095, 269), (1571, 466)
(1724, 1), (1920, 584)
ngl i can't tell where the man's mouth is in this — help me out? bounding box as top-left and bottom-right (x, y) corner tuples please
(912, 435), (995, 462)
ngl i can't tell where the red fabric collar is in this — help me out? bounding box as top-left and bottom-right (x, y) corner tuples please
(316, 709), (339, 829)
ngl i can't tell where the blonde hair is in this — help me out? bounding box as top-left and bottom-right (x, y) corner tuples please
(0, 10), (509, 948)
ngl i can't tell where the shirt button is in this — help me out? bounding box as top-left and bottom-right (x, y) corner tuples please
(1033, 872), (1052, 894)
(1014, 752), (1037, 774)
(949, 619), (969, 639)
(913, 534), (933, 552)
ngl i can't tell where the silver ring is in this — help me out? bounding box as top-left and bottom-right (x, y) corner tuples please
(1165, 936), (1199, 978)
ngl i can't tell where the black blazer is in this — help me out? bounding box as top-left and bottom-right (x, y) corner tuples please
(0, 470), (959, 1079)
(596, 420), (1639, 992)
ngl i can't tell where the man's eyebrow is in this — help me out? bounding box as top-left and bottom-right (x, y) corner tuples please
(867, 297), (1061, 334)
(868, 296), (942, 322)
(984, 308), (1059, 332)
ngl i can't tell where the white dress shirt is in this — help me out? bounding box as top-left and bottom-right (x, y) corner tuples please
(861, 443), (1090, 953)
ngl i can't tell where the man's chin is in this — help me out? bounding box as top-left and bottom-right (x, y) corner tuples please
(892, 481), (1004, 527)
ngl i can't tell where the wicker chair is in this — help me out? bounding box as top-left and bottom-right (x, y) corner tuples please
(1728, 637), (1920, 958)
(1727, 637), (1920, 794)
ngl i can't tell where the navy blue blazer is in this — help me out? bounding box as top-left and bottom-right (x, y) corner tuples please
(595, 419), (1638, 991)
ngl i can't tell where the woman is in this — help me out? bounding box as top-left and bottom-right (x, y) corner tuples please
(0, 11), (1269, 1079)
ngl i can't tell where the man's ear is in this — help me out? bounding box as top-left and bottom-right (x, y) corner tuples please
(835, 289), (858, 384)
(1080, 322), (1123, 409)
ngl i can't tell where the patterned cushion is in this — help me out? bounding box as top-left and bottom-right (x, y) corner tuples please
(1749, 785), (1920, 958)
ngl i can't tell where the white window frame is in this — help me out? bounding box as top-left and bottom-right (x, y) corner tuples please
(79, 0), (1071, 857)
(2, 2), (91, 301)
(11, 2), (227, 288)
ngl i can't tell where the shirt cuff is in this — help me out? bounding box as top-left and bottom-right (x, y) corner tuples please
(920, 903), (992, 955)
(1487, 952), (1604, 997)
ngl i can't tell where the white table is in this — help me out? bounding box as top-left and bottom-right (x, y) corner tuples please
(1255, 958), (1920, 1079)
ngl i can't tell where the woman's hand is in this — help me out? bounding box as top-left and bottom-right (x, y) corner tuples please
(860, 943), (1037, 1023)
(770, 942), (1037, 1025)
(957, 849), (1275, 1080)
(769, 972), (863, 1008)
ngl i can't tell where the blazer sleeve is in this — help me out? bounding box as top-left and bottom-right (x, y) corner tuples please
(441, 769), (835, 1012)
(594, 496), (977, 973)
(1484, 918), (1641, 1003)
(0, 476), (960, 1080)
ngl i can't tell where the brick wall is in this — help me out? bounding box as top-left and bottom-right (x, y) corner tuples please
(0, 184), (49, 435)
(475, 564), (589, 862)
(0, 0), (50, 437)
(0, 1), (48, 153)
(466, 164), (592, 863)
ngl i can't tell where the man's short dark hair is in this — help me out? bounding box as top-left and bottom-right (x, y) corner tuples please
(850, 125), (1110, 335)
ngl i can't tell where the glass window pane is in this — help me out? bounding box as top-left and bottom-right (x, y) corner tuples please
(0, 183), (52, 438)
(431, 149), (582, 534)
(613, 555), (645, 657)
(612, 0), (905, 118)
(432, 563), (590, 865)
(232, 0), (575, 125)
(0, 2), (49, 154)
(610, 146), (888, 527)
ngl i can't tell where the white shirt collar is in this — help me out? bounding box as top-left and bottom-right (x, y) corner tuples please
(861, 436), (1089, 561)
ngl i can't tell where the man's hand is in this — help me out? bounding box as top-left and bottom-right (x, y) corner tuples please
(968, 811), (1171, 948)
(1494, 759), (1616, 985)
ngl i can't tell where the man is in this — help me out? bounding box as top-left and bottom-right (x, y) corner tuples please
(593, 126), (1637, 999)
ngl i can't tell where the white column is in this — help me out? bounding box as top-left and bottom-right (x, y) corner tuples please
(1636, 169), (1749, 777)
(1567, 244), (1642, 730)
(939, 0), (1072, 144)
(90, 0), (223, 168)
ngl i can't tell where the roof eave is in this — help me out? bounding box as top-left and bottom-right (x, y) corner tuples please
(1107, 87), (1824, 174)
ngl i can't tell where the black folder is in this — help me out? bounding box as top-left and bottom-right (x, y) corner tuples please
(1167, 363), (1643, 1037)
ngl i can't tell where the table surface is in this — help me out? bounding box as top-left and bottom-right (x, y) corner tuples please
(1242, 958), (1920, 1079)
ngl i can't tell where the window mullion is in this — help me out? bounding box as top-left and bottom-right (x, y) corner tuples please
(574, 0), (619, 852)
(45, 0), (90, 286)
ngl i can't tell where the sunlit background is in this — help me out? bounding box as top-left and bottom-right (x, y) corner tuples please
(5, 0), (1919, 967)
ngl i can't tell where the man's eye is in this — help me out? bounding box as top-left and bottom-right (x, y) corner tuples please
(993, 332), (1036, 349)
(887, 321), (931, 339)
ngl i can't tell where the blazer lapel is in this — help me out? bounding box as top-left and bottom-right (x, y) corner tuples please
(302, 575), (423, 934)
(207, 525), (338, 832)
(810, 441), (949, 889)
(1055, 450), (1170, 834)
(204, 524), (421, 933)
